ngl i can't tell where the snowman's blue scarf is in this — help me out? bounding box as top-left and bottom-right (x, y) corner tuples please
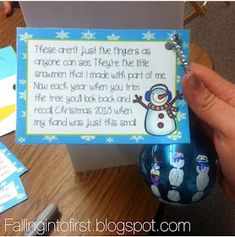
(198, 162), (209, 170)
(148, 102), (178, 119)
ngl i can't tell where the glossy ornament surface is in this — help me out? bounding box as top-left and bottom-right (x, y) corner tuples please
(139, 116), (219, 205)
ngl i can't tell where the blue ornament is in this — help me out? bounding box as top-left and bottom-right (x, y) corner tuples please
(139, 113), (219, 205)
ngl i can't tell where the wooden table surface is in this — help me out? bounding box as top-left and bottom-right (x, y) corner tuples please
(0, 7), (213, 236)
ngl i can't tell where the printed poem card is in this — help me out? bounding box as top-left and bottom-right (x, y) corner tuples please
(17, 28), (190, 144)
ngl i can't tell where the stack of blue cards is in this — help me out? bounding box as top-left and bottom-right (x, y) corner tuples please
(0, 142), (27, 214)
(0, 46), (17, 136)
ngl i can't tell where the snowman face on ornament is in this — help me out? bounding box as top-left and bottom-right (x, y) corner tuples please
(196, 155), (209, 173)
(150, 158), (161, 175)
(171, 152), (185, 169)
(152, 157), (161, 170)
(145, 84), (172, 106)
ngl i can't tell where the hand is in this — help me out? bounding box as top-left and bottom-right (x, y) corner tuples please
(2, 1), (14, 17)
(182, 63), (235, 202)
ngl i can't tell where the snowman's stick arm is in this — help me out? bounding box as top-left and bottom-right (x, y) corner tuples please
(169, 92), (183, 106)
(133, 95), (148, 109)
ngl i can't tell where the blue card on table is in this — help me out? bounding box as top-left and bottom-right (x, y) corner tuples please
(16, 28), (190, 144)
(0, 141), (27, 183)
(0, 173), (27, 214)
(0, 46), (17, 136)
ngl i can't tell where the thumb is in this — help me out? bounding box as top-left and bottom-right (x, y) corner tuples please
(182, 71), (235, 135)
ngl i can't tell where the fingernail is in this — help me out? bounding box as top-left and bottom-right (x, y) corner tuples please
(184, 71), (202, 90)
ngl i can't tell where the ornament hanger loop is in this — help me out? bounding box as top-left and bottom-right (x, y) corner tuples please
(165, 32), (190, 74)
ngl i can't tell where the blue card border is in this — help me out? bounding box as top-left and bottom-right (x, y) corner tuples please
(0, 46), (16, 79)
(0, 141), (27, 176)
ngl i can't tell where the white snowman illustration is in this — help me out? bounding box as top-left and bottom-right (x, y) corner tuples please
(133, 84), (181, 136)
(151, 184), (161, 198)
(150, 158), (161, 198)
(167, 152), (185, 202)
(192, 191), (204, 202)
(192, 155), (210, 202)
(167, 189), (180, 202)
(195, 155), (210, 191)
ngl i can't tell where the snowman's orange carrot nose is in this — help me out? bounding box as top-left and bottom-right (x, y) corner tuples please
(158, 93), (167, 100)
(0, 104), (16, 121)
